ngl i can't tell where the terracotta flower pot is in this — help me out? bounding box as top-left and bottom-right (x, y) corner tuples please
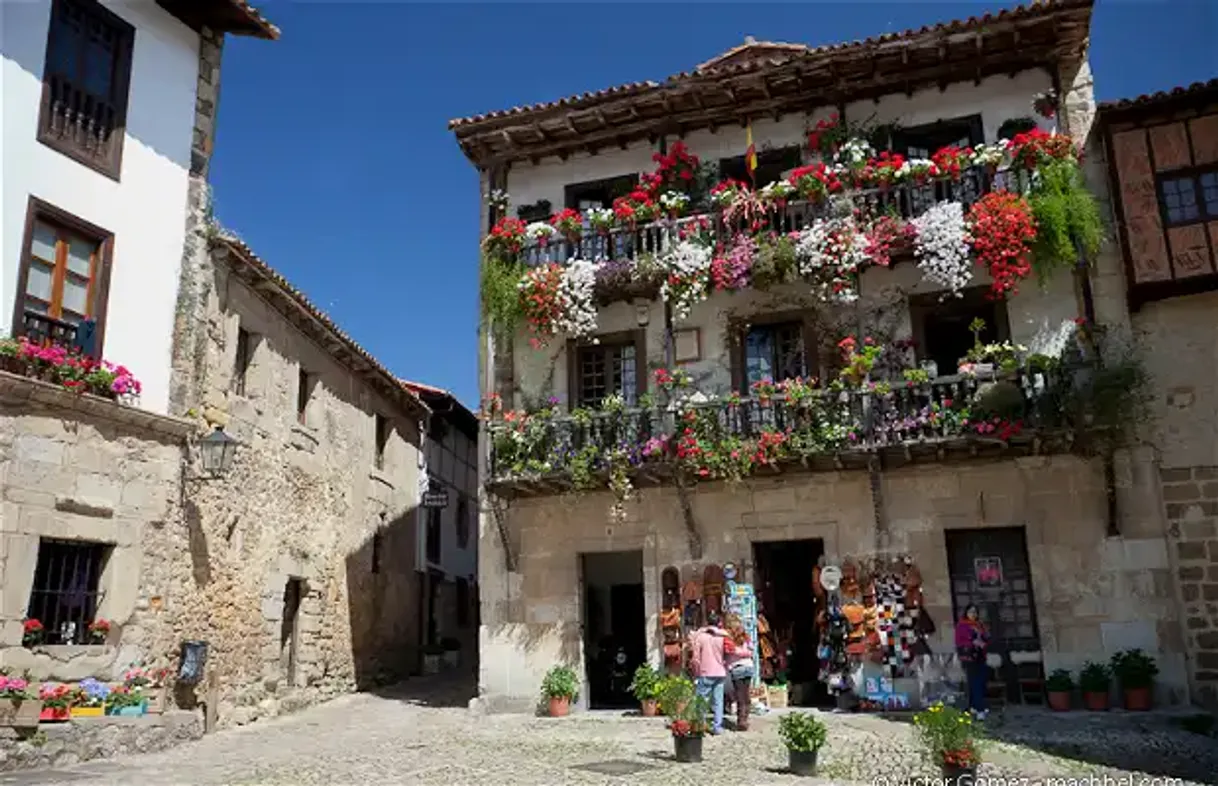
(1123, 686), (1152, 711)
(548, 696), (570, 717)
(641, 699), (658, 717)
(1047, 691), (1072, 711)
(1083, 691), (1109, 711)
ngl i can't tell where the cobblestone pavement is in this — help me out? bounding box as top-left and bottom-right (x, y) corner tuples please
(3, 677), (1216, 786)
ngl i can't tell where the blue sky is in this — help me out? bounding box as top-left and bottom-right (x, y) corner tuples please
(209, 1), (1216, 409)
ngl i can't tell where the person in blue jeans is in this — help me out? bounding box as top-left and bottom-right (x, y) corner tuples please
(689, 610), (728, 734)
(955, 604), (991, 719)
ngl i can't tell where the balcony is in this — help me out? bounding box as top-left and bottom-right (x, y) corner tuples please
(20, 311), (84, 349)
(486, 369), (1080, 498)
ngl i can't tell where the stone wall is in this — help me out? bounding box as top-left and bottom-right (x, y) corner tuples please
(0, 712), (202, 772)
(0, 373), (192, 680)
(476, 451), (1185, 712)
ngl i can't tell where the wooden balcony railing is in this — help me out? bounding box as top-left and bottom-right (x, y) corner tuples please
(488, 370), (1066, 491)
(19, 312), (98, 357)
(519, 165), (1033, 267)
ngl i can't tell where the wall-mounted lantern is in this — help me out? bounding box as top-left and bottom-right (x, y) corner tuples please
(633, 299), (651, 328)
(198, 425), (239, 478)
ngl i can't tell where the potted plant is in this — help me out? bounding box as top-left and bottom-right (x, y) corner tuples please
(779, 711), (828, 776)
(88, 619), (111, 644)
(70, 678), (109, 718)
(22, 619), (44, 648)
(658, 674), (694, 718)
(125, 665), (171, 714)
(441, 637), (461, 670)
(0, 672), (41, 728)
(629, 663), (663, 717)
(38, 683), (72, 722)
(1045, 669), (1074, 711)
(1111, 649), (1158, 711)
(105, 685), (146, 716)
(421, 643), (445, 675)
(1079, 661), (1111, 711)
(669, 694), (710, 763)
(540, 665), (578, 717)
(913, 702), (981, 785)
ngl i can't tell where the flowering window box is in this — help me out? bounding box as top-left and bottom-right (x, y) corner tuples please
(39, 706), (70, 723)
(106, 702), (147, 717)
(70, 705), (104, 719)
(0, 699), (43, 727)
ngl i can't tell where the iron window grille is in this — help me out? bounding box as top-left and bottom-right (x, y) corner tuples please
(26, 538), (109, 645)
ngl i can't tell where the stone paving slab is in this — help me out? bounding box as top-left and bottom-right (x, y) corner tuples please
(0, 677), (1213, 786)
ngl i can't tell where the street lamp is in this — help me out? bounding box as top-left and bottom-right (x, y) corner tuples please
(633, 298), (651, 328)
(198, 425), (239, 478)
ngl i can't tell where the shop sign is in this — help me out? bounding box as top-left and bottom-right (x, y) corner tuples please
(422, 488), (449, 508)
(974, 556), (1003, 588)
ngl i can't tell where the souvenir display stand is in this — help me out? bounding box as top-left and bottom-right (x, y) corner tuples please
(723, 564), (760, 687)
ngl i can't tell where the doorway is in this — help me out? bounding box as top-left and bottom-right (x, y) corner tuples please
(580, 551), (645, 709)
(280, 577), (305, 686)
(752, 538), (826, 706)
(945, 527), (1042, 703)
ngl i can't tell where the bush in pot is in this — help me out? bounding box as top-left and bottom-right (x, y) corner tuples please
(1111, 649), (1158, 711)
(1045, 669), (1074, 711)
(658, 675), (695, 718)
(38, 683), (72, 722)
(913, 702), (981, 786)
(629, 664), (663, 717)
(540, 665), (579, 717)
(778, 711), (828, 776)
(670, 694), (710, 763)
(1079, 661), (1111, 711)
(0, 671), (41, 728)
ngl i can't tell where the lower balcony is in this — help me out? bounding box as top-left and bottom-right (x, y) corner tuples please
(486, 368), (1094, 499)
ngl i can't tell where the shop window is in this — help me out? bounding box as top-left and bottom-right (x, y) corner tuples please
(1157, 169), (1218, 227)
(740, 320), (810, 393)
(38, 0), (135, 179)
(719, 145), (802, 186)
(27, 538), (110, 645)
(909, 288), (1009, 377)
(570, 331), (646, 408)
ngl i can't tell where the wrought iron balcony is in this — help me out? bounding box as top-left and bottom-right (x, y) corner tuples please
(18, 311), (99, 357)
(518, 165), (1032, 268)
(487, 370), (1074, 496)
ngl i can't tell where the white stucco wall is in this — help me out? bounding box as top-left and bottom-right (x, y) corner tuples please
(1, 0), (200, 415)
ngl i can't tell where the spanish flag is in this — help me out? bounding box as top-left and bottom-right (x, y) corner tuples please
(745, 121), (758, 185)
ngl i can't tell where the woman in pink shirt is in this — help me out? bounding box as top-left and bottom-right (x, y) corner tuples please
(688, 610), (727, 734)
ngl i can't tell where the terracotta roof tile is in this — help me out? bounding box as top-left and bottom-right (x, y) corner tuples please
(226, 0), (279, 39)
(1098, 78), (1218, 113)
(218, 235), (427, 416)
(448, 0), (1092, 131)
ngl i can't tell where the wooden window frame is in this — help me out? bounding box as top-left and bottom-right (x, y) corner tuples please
(566, 329), (647, 410)
(892, 114), (984, 156)
(563, 174), (639, 210)
(13, 196), (114, 355)
(908, 287), (1011, 375)
(729, 311), (818, 395)
(718, 145), (802, 186)
(1155, 166), (1218, 229)
(37, 0), (136, 181)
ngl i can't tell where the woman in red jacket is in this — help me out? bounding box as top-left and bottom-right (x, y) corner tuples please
(955, 604), (990, 719)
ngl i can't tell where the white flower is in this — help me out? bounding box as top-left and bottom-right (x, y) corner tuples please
(795, 217), (869, 304)
(897, 158), (937, 180)
(971, 140), (1010, 169)
(659, 191), (690, 213)
(911, 201), (973, 296)
(834, 137), (875, 169)
(555, 259), (598, 339)
(525, 222), (556, 242)
(658, 241), (712, 321)
(759, 180), (796, 201)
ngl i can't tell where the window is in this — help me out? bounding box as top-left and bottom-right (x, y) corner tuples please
(457, 577), (471, 628)
(38, 0), (135, 179)
(426, 505), (442, 564)
(232, 327), (252, 396)
(374, 413), (390, 470)
(26, 538), (109, 645)
(1157, 169), (1218, 227)
(719, 146), (802, 186)
(564, 174), (639, 210)
(742, 321), (809, 392)
(456, 496), (471, 549)
(14, 199), (112, 353)
(297, 368), (312, 425)
(891, 115), (984, 158)
(371, 532), (383, 574)
(571, 331), (645, 408)
(909, 288), (1009, 377)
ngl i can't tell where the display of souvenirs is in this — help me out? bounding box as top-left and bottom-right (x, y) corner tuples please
(724, 577), (760, 686)
(703, 564), (725, 618)
(681, 579), (703, 630)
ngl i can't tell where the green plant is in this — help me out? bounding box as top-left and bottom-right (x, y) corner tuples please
(480, 254), (525, 338)
(629, 664), (663, 702)
(1045, 669), (1074, 692)
(540, 665), (579, 701)
(104, 685), (144, 709)
(778, 711), (828, 752)
(1028, 159), (1104, 283)
(902, 368), (930, 385)
(658, 675), (695, 716)
(1110, 649), (1159, 689)
(912, 702), (981, 768)
(669, 694), (710, 737)
(1078, 661), (1111, 693)
(751, 234), (798, 288)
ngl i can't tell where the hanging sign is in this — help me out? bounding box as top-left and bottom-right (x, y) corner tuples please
(974, 557), (1003, 588)
(819, 565), (842, 592)
(422, 488), (449, 508)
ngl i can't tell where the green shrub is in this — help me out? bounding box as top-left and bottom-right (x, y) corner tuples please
(540, 665), (579, 700)
(1045, 669), (1074, 692)
(778, 711), (828, 752)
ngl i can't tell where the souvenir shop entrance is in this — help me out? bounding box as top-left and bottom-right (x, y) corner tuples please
(752, 538), (828, 707)
(580, 551), (647, 710)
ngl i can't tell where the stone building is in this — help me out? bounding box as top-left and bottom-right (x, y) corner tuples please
(454, 0), (1200, 712)
(1095, 79), (1218, 705)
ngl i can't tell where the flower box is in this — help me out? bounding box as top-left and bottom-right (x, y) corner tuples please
(39, 706), (70, 723)
(70, 705), (104, 719)
(0, 699), (43, 728)
(107, 702), (146, 717)
(146, 687), (168, 715)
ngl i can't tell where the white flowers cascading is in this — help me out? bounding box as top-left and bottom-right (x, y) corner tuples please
(555, 259), (598, 339)
(911, 201), (973, 296)
(659, 241), (713, 321)
(794, 217), (869, 304)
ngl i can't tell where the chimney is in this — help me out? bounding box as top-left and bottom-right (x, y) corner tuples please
(744, 35), (757, 45)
